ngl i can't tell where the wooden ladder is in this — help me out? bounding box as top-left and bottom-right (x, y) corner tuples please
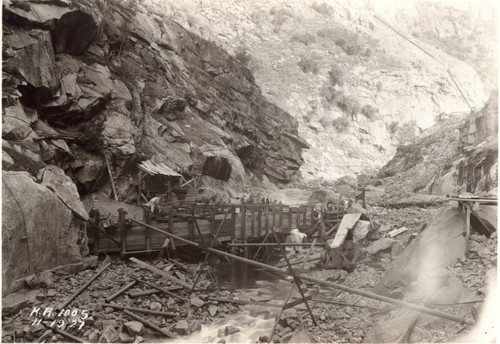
(104, 152), (119, 201)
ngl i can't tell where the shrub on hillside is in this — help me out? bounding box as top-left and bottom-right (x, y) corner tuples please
(311, 2), (333, 15)
(298, 56), (319, 74)
(328, 66), (345, 86)
(361, 104), (378, 120)
(290, 33), (316, 45)
(270, 7), (294, 26)
(332, 117), (350, 132)
(234, 46), (252, 68)
(389, 121), (399, 134)
(318, 115), (332, 128)
(337, 95), (361, 119)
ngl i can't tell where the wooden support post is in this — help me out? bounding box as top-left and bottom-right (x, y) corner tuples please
(241, 205), (247, 241)
(137, 172), (143, 206)
(231, 206), (236, 240)
(288, 207), (292, 231)
(303, 207), (307, 229)
(118, 208), (127, 255)
(190, 209), (229, 295)
(265, 206), (270, 235)
(92, 210), (100, 255)
(251, 206), (255, 238)
(257, 206), (262, 236)
(59, 262), (112, 310)
(210, 207), (215, 236)
(271, 230), (317, 326)
(465, 203), (471, 258)
(123, 310), (177, 338)
(144, 208), (151, 252)
(279, 205), (284, 230)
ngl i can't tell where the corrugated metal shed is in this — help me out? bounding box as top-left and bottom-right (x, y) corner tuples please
(138, 160), (182, 177)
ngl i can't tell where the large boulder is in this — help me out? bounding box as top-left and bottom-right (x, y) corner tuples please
(37, 165), (88, 220)
(2, 171), (83, 294)
(2, 98), (38, 141)
(376, 205), (466, 295)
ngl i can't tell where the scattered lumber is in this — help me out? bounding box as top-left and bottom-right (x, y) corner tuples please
(129, 257), (192, 289)
(123, 310), (177, 338)
(58, 262), (112, 310)
(208, 297), (283, 308)
(52, 327), (88, 343)
(102, 303), (177, 317)
(128, 289), (160, 298)
(105, 281), (136, 302)
(131, 276), (184, 300)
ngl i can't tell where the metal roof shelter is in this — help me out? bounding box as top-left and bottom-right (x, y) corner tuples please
(137, 160), (182, 204)
(138, 160), (182, 177)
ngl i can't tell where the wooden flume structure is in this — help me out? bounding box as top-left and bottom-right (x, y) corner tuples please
(90, 203), (344, 255)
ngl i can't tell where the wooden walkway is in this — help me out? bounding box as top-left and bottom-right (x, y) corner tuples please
(88, 203), (345, 255)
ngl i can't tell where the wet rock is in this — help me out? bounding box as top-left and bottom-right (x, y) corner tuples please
(208, 306), (218, 316)
(190, 296), (205, 308)
(174, 320), (189, 335)
(189, 321), (202, 333)
(224, 325), (240, 336)
(52, 8), (101, 55)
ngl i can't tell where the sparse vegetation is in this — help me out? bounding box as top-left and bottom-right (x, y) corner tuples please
(310, 2), (334, 16)
(298, 56), (319, 74)
(361, 104), (378, 120)
(234, 46), (252, 68)
(290, 33), (316, 46)
(328, 66), (345, 86)
(270, 6), (294, 27)
(389, 121), (399, 134)
(332, 117), (351, 132)
(337, 94), (361, 120)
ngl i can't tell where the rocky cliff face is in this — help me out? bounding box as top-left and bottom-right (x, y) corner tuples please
(1, 0), (308, 292)
(155, 0), (491, 180)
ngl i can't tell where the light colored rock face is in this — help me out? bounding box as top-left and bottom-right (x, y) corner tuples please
(2, 172), (83, 294)
(154, 0), (491, 180)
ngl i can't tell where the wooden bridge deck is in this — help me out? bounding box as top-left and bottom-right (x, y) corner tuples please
(89, 203), (345, 254)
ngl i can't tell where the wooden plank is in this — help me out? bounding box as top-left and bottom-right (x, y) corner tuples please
(251, 207), (255, 238)
(329, 213), (362, 249)
(124, 310), (177, 338)
(241, 205), (246, 240)
(257, 206), (262, 236)
(119, 209), (127, 254)
(231, 206), (236, 241)
(279, 205), (284, 230)
(144, 209), (151, 251)
(265, 206), (269, 234)
(129, 257), (192, 289)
